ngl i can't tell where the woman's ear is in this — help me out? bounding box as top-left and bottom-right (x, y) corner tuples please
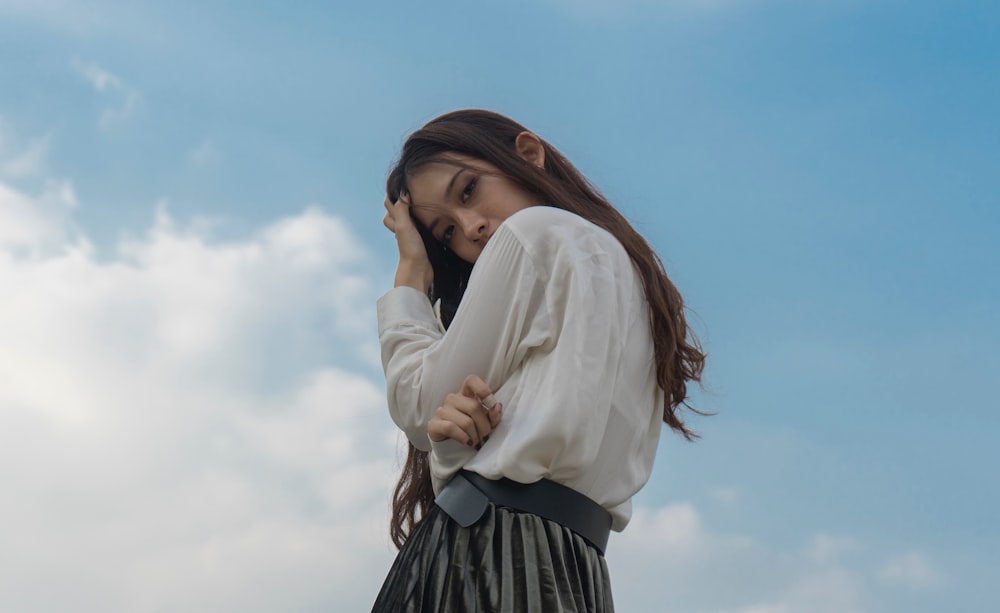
(515, 131), (546, 169)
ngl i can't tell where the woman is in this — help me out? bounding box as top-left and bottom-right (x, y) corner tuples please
(374, 109), (705, 612)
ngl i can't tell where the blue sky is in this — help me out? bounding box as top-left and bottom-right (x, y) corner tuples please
(1, 1), (997, 611)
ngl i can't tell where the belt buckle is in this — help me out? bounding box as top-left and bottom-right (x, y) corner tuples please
(435, 472), (490, 527)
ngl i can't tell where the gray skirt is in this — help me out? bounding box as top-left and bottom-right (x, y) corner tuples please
(372, 502), (615, 612)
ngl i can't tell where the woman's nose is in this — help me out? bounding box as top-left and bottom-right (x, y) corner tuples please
(456, 211), (487, 240)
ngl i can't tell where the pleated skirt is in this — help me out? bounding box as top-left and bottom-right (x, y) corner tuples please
(372, 503), (615, 612)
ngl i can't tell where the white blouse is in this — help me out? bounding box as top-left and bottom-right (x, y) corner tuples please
(377, 206), (664, 531)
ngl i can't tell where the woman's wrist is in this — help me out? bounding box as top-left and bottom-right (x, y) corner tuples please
(394, 259), (433, 293)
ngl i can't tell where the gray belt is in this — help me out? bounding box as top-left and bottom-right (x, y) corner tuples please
(435, 470), (612, 555)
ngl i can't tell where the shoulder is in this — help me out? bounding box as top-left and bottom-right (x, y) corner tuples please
(476, 205), (635, 288)
(501, 205), (599, 238)
(497, 205), (623, 264)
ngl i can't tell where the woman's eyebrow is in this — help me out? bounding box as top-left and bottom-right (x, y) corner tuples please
(428, 168), (466, 235)
(443, 167), (465, 201)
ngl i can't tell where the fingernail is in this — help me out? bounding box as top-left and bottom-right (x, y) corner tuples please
(496, 402), (503, 414)
(475, 443), (482, 450)
(483, 435), (490, 443)
(466, 439), (473, 447)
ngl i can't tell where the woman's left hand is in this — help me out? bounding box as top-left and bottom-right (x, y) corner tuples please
(383, 191), (433, 292)
(428, 374), (503, 449)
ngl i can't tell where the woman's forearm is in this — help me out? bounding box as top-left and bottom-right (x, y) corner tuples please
(394, 259), (433, 293)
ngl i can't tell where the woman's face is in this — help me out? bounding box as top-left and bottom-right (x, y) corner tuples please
(405, 156), (543, 264)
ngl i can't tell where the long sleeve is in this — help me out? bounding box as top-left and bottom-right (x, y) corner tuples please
(377, 218), (548, 452)
(377, 206), (662, 529)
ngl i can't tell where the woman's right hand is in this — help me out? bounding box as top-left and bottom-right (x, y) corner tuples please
(383, 191), (433, 292)
(428, 374), (503, 450)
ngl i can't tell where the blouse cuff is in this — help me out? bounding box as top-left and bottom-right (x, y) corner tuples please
(376, 286), (438, 336)
(429, 438), (475, 494)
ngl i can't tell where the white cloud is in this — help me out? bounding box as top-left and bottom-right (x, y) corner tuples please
(1, 133), (51, 179)
(878, 551), (943, 589)
(712, 485), (740, 504)
(0, 174), (402, 612)
(0, 178), (83, 257)
(0, 116), (52, 180)
(616, 502), (704, 555)
(807, 532), (860, 564)
(607, 504), (875, 613)
(709, 568), (868, 613)
(0, 0), (111, 34)
(72, 59), (142, 130)
(188, 139), (221, 167)
(74, 59), (123, 92)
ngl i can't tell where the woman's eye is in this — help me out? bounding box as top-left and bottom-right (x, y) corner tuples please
(461, 177), (477, 202)
(442, 226), (455, 243)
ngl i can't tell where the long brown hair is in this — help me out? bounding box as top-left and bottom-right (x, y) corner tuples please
(385, 109), (706, 549)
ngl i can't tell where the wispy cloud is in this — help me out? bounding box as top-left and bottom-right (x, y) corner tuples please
(0, 116), (52, 180)
(878, 551), (943, 589)
(71, 58), (142, 131)
(188, 139), (221, 167)
(608, 504), (878, 612)
(0, 0), (111, 34)
(807, 533), (860, 564)
(711, 485), (740, 504)
(711, 568), (869, 613)
(1, 134), (51, 179)
(609, 506), (952, 612)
